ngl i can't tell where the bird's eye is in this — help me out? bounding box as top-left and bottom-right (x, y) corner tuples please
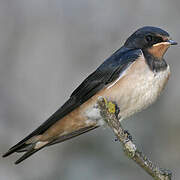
(146, 35), (153, 42)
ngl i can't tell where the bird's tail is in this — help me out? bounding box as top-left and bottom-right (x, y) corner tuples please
(2, 136), (49, 164)
(2, 125), (98, 164)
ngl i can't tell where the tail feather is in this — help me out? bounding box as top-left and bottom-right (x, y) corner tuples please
(16, 144), (35, 153)
(47, 125), (98, 146)
(2, 125), (98, 164)
(15, 145), (43, 165)
(3, 141), (50, 165)
(2, 143), (28, 158)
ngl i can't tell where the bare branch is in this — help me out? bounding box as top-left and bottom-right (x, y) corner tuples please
(97, 97), (172, 180)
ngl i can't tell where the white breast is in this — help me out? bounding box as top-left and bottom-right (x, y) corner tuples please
(105, 54), (170, 120)
(84, 54), (170, 126)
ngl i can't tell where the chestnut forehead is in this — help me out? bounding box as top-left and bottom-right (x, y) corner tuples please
(156, 33), (169, 41)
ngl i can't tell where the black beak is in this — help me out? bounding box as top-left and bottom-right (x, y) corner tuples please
(167, 39), (178, 45)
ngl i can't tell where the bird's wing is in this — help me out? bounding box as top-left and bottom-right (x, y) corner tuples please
(3, 48), (142, 160)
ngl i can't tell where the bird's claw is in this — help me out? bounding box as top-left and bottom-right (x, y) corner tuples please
(124, 130), (133, 141)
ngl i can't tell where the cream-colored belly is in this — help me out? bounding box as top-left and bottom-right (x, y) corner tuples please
(105, 57), (170, 120)
(84, 55), (170, 124)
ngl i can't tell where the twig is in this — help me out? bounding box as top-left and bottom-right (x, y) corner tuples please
(97, 97), (172, 180)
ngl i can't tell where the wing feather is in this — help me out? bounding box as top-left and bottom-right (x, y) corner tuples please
(3, 47), (142, 159)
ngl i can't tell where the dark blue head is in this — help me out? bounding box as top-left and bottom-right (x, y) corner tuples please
(124, 26), (177, 49)
(124, 26), (177, 59)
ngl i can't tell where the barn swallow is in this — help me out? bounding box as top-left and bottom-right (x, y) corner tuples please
(2, 26), (177, 164)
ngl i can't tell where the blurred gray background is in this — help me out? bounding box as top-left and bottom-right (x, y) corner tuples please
(0, 0), (180, 180)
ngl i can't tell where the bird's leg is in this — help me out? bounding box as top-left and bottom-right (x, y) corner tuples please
(103, 98), (132, 142)
(98, 97), (132, 143)
(124, 130), (133, 141)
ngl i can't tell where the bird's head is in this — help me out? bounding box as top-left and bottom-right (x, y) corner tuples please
(124, 26), (177, 59)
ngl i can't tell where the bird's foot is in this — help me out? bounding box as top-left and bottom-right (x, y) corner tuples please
(124, 130), (133, 141)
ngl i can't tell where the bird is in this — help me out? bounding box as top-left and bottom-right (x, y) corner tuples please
(2, 26), (177, 164)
